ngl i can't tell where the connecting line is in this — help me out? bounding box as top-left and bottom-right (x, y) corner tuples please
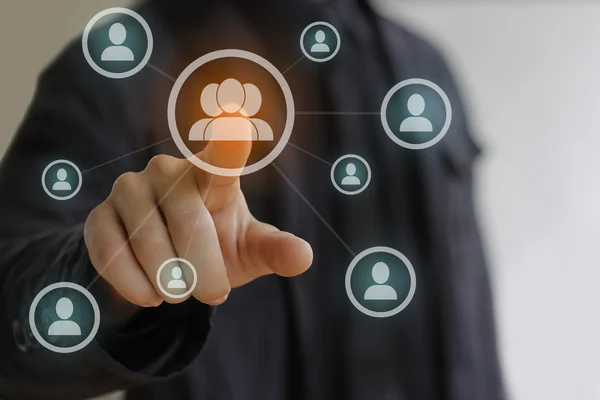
(81, 137), (173, 174)
(183, 174), (214, 259)
(287, 142), (332, 166)
(295, 111), (380, 116)
(147, 62), (177, 83)
(86, 163), (195, 290)
(271, 162), (356, 258)
(282, 56), (305, 75)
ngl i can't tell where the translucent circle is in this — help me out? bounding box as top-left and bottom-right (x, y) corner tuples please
(29, 282), (100, 353)
(108, 22), (127, 45)
(55, 297), (74, 320)
(171, 266), (183, 279)
(380, 78), (452, 150)
(345, 162), (356, 176)
(167, 49), (295, 177)
(240, 83), (262, 117)
(56, 168), (67, 181)
(345, 246), (417, 318)
(41, 160), (82, 201)
(330, 154), (371, 195)
(200, 83), (222, 117)
(315, 30), (326, 43)
(407, 93), (425, 116)
(82, 7), (153, 79)
(372, 262), (390, 284)
(156, 258), (197, 299)
(300, 21), (341, 63)
(217, 79), (245, 113)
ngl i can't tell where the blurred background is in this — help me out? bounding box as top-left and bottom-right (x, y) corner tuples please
(1, 1), (599, 399)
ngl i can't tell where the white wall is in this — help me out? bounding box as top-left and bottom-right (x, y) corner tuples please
(374, 2), (600, 399)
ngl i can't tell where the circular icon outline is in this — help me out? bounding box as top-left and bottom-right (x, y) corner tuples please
(300, 21), (341, 63)
(330, 154), (372, 195)
(82, 7), (154, 79)
(380, 78), (452, 150)
(29, 282), (100, 353)
(156, 257), (198, 299)
(168, 49), (295, 177)
(41, 159), (82, 201)
(345, 246), (417, 318)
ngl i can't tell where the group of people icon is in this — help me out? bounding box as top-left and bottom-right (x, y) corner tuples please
(190, 78), (273, 142)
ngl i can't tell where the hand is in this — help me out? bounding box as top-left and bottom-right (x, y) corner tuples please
(83, 139), (313, 307)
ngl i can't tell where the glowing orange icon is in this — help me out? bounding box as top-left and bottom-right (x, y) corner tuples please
(189, 78), (273, 142)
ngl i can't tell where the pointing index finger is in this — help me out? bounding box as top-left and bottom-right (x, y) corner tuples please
(195, 130), (253, 211)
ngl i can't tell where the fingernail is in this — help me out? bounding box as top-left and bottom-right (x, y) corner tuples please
(208, 295), (228, 306)
(149, 297), (163, 307)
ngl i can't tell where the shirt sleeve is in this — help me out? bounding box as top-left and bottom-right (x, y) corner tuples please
(0, 36), (213, 400)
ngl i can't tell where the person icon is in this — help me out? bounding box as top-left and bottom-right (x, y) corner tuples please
(167, 266), (187, 290)
(310, 30), (330, 53)
(364, 262), (398, 301)
(47, 297), (82, 336)
(51, 168), (72, 191)
(399, 93), (433, 133)
(341, 163), (361, 186)
(100, 22), (135, 62)
(189, 78), (273, 142)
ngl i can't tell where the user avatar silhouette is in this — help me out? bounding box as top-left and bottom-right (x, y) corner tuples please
(52, 168), (72, 191)
(341, 163), (361, 186)
(364, 262), (398, 301)
(167, 266), (187, 290)
(101, 23), (135, 62)
(310, 30), (330, 53)
(399, 93), (433, 133)
(48, 297), (82, 336)
(189, 78), (273, 142)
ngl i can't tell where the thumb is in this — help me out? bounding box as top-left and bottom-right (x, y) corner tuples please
(242, 219), (313, 281)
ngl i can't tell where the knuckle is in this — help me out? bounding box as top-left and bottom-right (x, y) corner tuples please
(93, 245), (115, 271)
(169, 203), (209, 236)
(84, 204), (103, 237)
(112, 172), (142, 197)
(146, 154), (180, 177)
(84, 203), (113, 267)
(128, 226), (167, 254)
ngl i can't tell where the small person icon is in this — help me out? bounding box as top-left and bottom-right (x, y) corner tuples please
(341, 163), (361, 186)
(364, 262), (398, 301)
(310, 30), (330, 53)
(101, 22), (135, 62)
(399, 93), (433, 133)
(52, 168), (72, 191)
(48, 297), (82, 336)
(167, 266), (187, 290)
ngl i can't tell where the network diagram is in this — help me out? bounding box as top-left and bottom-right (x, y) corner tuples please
(32, 7), (453, 354)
